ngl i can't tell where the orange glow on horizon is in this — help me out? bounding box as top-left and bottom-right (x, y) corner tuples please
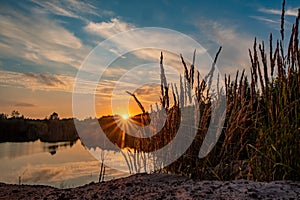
(121, 113), (129, 120)
(95, 83), (162, 119)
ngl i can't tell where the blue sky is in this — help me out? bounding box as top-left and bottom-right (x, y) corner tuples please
(0, 0), (299, 118)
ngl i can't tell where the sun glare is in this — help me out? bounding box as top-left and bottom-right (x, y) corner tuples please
(121, 114), (129, 120)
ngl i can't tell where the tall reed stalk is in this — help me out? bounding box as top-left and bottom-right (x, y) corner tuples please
(150, 0), (299, 181)
(120, 1), (299, 181)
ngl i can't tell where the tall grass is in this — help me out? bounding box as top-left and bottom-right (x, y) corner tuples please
(121, 1), (299, 181)
(141, 1), (300, 181)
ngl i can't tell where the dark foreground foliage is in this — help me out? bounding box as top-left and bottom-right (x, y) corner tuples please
(150, 2), (300, 181)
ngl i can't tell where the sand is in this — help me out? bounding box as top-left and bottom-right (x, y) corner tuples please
(0, 173), (299, 199)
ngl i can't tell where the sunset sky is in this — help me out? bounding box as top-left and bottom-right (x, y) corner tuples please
(0, 0), (299, 119)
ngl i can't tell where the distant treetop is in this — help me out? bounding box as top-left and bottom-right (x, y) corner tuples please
(49, 112), (59, 120)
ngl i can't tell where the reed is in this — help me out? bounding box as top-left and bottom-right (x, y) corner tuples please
(121, 0), (299, 181)
(147, 0), (300, 181)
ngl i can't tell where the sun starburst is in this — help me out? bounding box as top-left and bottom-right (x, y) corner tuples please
(121, 114), (129, 120)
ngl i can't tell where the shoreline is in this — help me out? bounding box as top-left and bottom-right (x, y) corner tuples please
(1, 173), (299, 199)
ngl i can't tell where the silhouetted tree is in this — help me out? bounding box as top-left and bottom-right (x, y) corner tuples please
(11, 110), (20, 118)
(49, 112), (59, 120)
(0, 113), (7, 120)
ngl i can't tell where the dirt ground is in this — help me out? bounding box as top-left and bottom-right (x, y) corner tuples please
(0, 173), (299, 199)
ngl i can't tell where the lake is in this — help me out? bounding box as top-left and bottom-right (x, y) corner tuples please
(0, 140), (130, 188)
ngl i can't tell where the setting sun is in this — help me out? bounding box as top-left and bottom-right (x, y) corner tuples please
(121, 114), (129, 120)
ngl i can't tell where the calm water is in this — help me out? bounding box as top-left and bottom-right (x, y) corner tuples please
(0, 140), (129, 188)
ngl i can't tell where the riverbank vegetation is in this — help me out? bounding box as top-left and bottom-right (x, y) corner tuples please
(151, 1), (300, 181)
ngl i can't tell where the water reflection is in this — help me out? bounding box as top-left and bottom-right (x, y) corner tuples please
(0, 140), (129, 188)
(0, 140), (76, 159)
(44, 141), (75, 155)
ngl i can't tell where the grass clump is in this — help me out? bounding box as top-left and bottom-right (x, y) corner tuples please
(145, 1), (300, 181)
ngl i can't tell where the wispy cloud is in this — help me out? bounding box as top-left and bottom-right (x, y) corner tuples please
(250, 16), (279, 24)
(84, 18), (209, 76)
(0, 5), (91, 70)
(249, 15), (281, 31)
(24, 72), (66, 87)
(133, 84), (161, 105)
(196, 19), (254, 75)
(15, 103), (36, 107)
(30, 0), (113, 21)
(0, 70), (74, 92)
(259, 8), (299, 17)
(252, 7), (298, 32)
(83, 19), (211, 115)
(85, 18), (135, 38)
(0, 69), (127, 97)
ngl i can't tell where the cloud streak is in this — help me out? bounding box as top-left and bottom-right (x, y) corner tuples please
(30, 0), (113, 21)
(14, 103), (36, 107)
(250, 16), (279, 24)
(85, 18), (135, 38)
(259, 8), (299, 17)
(195, 19), (254, 75)
(0, 69), (139, 97)
(0, 70), (74, 92)
(83, 20), (212, 115)
(24, 72), (66, 87)
(0, 5), (91, 70)
(84, 18), (208, 69)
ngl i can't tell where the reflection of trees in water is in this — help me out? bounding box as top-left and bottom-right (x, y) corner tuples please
(44, 141), (76, 155)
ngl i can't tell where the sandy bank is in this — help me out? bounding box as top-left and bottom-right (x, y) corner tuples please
(0, 173), (299, 199)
